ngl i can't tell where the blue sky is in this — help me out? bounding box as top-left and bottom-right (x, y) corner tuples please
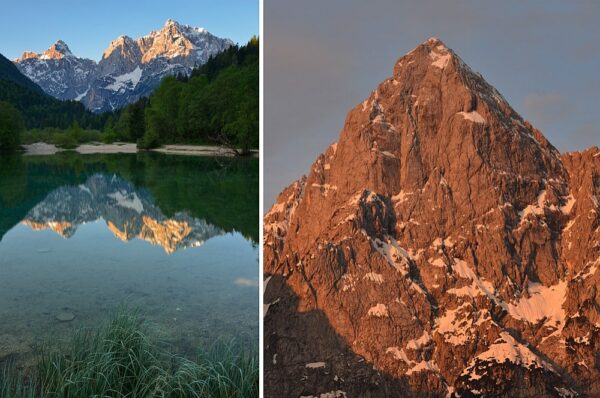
(265, 0), (600, 204)
(1, 0), (258, 61)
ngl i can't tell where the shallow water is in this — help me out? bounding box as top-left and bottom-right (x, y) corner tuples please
(0, 152), (259, 366)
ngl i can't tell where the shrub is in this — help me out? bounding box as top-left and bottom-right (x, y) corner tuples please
(101, 130), (119, 144)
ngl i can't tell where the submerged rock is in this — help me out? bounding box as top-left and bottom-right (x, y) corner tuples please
(55, 312), (76, 322)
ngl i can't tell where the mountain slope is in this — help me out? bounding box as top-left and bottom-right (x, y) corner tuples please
(15, 40), (96, 101)
(0, 52), (106, 130)
(264, 38), (599, 398)
(0, 53), (45, 94)
(14, 20), (233, 113)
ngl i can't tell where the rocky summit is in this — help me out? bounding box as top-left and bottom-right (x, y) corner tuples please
(264, 38), (599, 397)
(14, 19), (233, 113)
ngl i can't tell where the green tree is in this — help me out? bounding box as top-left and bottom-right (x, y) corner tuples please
(139, 108), (162, 149)
(0, 101), (24, 151)
(68, 120), (82, 143)
(0, 79), (110, 131)
(129, 99), (147, 141)
(138, 77), (182, 148)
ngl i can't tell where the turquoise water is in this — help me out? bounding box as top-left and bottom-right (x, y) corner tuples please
(0, 152), (258, 366)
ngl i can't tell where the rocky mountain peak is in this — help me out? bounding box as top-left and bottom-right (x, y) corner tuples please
(161, 19), (183, 38)
(162, 18), (207, 34)
(264, 38), (600, 397)
(13, 40), (96, 101)
(97, 35), (142, 77)
(138, 19), (201, 64)
(102, 35), (138, 60)
(164, 18), (178, 27)
(324, 38), (567, 226)
(394, 36), (452, 68)
(15, 51), (38, 62)
(392, 37), (509, 113)
(16, 40), (74, 62)
(42, 40), (74, 60)
(49, 40), (72, 56)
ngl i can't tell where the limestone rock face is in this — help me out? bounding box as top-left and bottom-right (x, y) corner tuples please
(97, 36), (142, 77)
(264, 38), (599, 397)
(137, 19), (226, 66)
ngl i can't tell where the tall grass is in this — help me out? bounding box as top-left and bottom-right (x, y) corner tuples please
(0, 310), (258, 398)
(0, 369), (38, 398)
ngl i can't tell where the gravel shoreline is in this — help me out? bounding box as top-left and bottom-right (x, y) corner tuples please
(21, 142), (257, 157)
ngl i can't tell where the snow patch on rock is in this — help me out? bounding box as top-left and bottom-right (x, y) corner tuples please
(386, 346), (411, 364)
(457, 111), (486, 124)
(463, 331), (556, 377)
(504, 280), (567, 325)
(107, 190), (144, 213)
(436, 305), (469, 345)
(451, 258), (496, 300)
(367, 303), (389, 317)
(429, 45), (451, 69)
(363, 272), (384, 284)
(105, 66), (143, 92)
(406, 360), (440, 375)
(405, 331), (432, 350)
(371, 236), (411, 276)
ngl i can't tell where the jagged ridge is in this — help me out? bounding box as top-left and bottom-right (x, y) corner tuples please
(13, 19), (233, 112)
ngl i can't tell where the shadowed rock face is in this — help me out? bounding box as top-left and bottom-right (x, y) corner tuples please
(264, 275), (434, 398)
(23, 173), (224, 253)
(264, 38), (599, 397)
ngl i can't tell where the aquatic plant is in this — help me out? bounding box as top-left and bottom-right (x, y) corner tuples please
(0, 310), (258, 398)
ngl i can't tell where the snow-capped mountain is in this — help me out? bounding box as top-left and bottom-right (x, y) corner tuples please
(14, 20), (234, 113)
(264, 38), (599, 397)
(15, 40), (96, 101)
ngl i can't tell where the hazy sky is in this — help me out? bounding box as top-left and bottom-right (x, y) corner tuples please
(1, 0), (258, 61)
(265, 0), (600, 206)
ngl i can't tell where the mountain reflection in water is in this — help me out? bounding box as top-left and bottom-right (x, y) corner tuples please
(0, 152), (259, 243)
(22, 173), (223, 253)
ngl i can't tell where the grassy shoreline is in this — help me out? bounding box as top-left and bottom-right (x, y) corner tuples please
(0, 310), (258, 398)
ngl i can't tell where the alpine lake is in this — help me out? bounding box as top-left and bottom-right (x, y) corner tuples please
(0, 151), (259, 368)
